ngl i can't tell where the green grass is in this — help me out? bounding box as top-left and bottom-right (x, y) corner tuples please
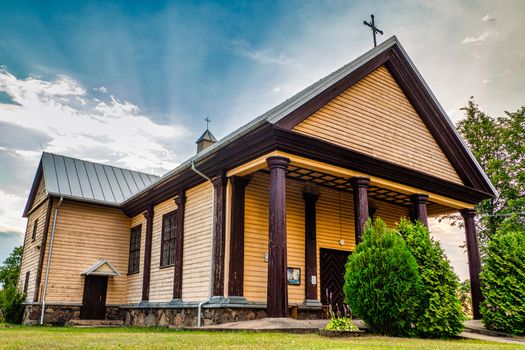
(0, 326), (523, 349)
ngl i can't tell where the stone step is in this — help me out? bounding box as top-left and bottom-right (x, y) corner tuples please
(66, 319), (124, 327)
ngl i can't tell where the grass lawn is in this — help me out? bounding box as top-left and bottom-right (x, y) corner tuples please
(0, 326), (523, 349)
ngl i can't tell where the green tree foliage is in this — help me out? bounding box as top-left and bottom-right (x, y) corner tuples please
(0, 246), (25, 324)
(397, 219), (464, 338)
(455, 100), (525, 247)
(480, 222), (525, 335)
(0, 246), (23, 290)
(344, 218), (423, 336)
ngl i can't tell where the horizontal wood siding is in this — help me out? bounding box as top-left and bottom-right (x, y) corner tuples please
(293, 65), (463, 184)
(31, 177), (47, 211)
(182, 182), (213, 302)
(148, 198), (177, 302)
(41, 201), (130, 304)
(127, 213), (146, 303)
(18, 200), (49, 302)
(373, 200), (410, 228)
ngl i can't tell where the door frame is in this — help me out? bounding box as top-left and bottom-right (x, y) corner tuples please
(80, 275), (108, 320)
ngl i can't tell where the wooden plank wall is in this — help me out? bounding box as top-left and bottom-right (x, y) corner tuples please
(18, 199), (49, 302)
(127, 213), (146, 303)
(244, 172), (410, 304)
(31, 177), (47, 211)
(293, 65), (463, 185)
(40, 200), (130, 305)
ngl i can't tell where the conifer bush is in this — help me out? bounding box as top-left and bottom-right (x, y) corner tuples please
(481, 222), (525, 335)
(397, 219), (465, 338)
(344, 218), (423, 336)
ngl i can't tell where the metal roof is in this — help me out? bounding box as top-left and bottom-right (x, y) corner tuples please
(41, 152), (159, 206)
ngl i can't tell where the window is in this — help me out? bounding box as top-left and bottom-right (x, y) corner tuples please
(160, 211), (177, 267)
(31, 218), (39, 241)
(23, 271), (30, 295)
(128, 225), (142, 274)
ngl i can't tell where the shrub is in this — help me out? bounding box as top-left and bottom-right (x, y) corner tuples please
(481, 223), (525, 335)
(325, 317), (359, 331)
(344, 218), (423, 337)
(397, 219), (465, 338)
(0, 286), (25, 324)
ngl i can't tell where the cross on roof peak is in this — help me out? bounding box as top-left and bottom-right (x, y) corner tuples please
(363, 14), (384, 47)
(204, 117), (211, 130)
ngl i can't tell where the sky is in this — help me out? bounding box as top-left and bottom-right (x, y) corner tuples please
(0, 0), (524, 280)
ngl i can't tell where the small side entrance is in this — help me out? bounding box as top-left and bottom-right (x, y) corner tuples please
(80, 275), (108, 319)
(320, 248), (350, 313)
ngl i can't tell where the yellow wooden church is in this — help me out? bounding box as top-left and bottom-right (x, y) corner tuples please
(18, 37), (495, 326)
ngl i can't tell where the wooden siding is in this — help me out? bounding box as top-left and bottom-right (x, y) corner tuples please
(373, 200), (410, 228)
(148, 198), (177, 302)
(127, 213), (146, 303)
(181, 181), (213, 302)
(40, 200), (130, 304)
(292, 65), (463, 184)
(18, 200), (49, 302)
(30, 177), (47, 212)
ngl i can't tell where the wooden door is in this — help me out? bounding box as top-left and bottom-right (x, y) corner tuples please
(80, 276), (108, 320)
(320, 248), (350, 314)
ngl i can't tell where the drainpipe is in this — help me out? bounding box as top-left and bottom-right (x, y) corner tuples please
(40, 196), (63, 325)
(190, 161), (216, 327)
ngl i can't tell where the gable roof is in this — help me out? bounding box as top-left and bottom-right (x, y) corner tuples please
(121, 36), (496, 211)
(23, 152), (160, 217)
(196, 129), (217, 143)
(81, 259), (120, 276)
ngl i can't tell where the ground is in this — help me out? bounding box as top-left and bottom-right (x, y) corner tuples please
(0, 327), (524, 349)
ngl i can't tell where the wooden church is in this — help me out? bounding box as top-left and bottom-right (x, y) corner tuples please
(18, 37), (495, 326)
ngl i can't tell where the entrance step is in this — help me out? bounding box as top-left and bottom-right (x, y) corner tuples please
(66, 319), (124, 327)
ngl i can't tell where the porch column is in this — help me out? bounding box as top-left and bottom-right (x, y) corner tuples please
(461, 209), (483, 320)
(266, 156), (290, 318)
(410, 194), (429, 228)
(303, 187), (320, 305)
(350, 177), (370, 244)
(142, 205), (154, 302)
(228, 176), (251, 299)
(211, 174), (227, 298)
(172, 191), (186, 301)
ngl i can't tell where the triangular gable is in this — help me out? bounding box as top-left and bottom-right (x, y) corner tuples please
(82, 259), (120, 276)
(23, 160), (46, 217)
(292, 65), (463, 184)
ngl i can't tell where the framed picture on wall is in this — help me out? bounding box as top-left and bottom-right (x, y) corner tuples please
(287, 267), (301, 285)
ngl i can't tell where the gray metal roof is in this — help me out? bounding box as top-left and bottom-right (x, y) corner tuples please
(41, 152), (160, 206)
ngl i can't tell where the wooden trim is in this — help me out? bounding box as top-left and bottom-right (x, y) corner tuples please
(410, 194), (429, 228)
(160, 210), (177, 268)
(128, 224), (142, 274)
(303, 191), (319, 302)
(266, 156), (290, 317)
(23, 163), (43, 217)
(228, 176), (251, 297)
(351, 177), (370, 244)
(141, 206), (154, 301)
(33, 197), (53, 302)
(211, 174), (228, 297)
(461, 208), (483, 320)
(173, 192), (186, 299)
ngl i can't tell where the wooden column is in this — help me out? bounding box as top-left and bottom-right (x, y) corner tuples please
(228, 176), (251, 297)
(211, 174), (227, 297)
(410, 194), (429, 228)
(350, 177), (370, 244)
(266, 156), (290, 317)
(303, 190), (319, 304)
(461, 209), (483, 320)
(142, 205), (154, 302)
(173, 192), (186, 300)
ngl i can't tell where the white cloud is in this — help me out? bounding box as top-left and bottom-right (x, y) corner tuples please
(232, 39), (294, 66)
(94, 86), (108, 94)
(481, 14), (496, 22)
(482, 79), (491, 84)
(0, 189), (26, 233)
(461, 32), (490, 44)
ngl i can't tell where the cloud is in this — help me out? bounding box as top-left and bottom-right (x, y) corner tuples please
(481, 14), (497, 22)
(232, 39), (294, 66)
(461, 32), (490, 44)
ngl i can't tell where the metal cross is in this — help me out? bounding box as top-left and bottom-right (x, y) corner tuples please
(204, 117), (211, 130)
(363, 14), (383, 47)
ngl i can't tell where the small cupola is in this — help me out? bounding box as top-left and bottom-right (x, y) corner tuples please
(196, 118), (217, 153)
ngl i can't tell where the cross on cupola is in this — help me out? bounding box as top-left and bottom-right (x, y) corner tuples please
(204, 117), (211, 130)
(363, 14), (383, 47)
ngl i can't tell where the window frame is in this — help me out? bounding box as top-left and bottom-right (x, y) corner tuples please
(160, 210), (178, 268)
(31, 218), (39, 242)
(23, 271), (30, 295)
(128, 224), (142, 275)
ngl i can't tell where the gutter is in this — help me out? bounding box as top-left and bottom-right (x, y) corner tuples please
(40, 196), (63, 325)
(190, 161), (216, 327)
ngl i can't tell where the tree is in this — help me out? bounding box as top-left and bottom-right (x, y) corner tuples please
(397, 219), (464, 338)
(0, 246), (25, 324)
(0, 246), (22, 290)
(454, 100), (525, 248)
(344, 218), (423, 336)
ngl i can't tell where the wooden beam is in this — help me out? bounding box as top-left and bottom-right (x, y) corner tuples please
(266, 156), (290, 317)
(303, 190), (319, 303)
(173, 192), (186, 300)
(211, 174), (228, 297)
(351, 177), (370, 244)
(461, 209), (483, 319)
(141, 205), (154, 301)
(410, 194), (429, 228)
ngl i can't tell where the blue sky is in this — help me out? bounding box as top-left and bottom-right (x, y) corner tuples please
(0, 0), (524, 279)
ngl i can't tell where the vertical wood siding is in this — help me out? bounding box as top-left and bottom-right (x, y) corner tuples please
(18, 200), (49, 302)
(127, 213), (146, 303)
(293, 65), (463, 184)
(181, 181), (213, 302)
(40, 201), (130, 304)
